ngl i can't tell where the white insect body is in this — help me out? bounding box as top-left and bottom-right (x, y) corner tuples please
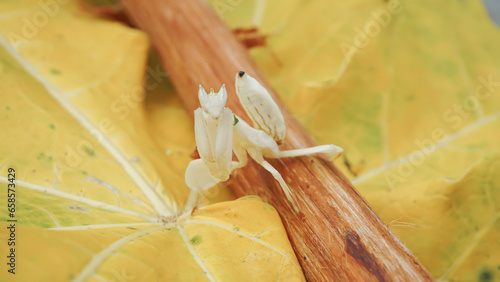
(193, 85), (234, 181)
(185, 72), (343, 212)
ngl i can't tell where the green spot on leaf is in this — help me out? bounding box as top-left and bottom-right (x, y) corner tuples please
(5, 106), (10, 111)
(479, 269), (493, 282)
(50, 68), (61, 75)
(83, 146), (95, 156)
(190, 235), (202, 246)
(406, 95), (415, 102)
(39, 223), (52, 228)
(49, 124), (55, 130)
(81, 170), (88, 175)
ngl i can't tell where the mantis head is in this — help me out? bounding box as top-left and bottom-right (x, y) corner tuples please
(198, 85), (227, 118)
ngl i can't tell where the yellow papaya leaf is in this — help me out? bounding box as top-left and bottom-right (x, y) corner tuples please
(0, 182), (154, 227)
(0, 0), (302, 280)
(0, 196), (303, 281)
(212, 0), (500, 279)
(0, 0), (179, 216)
(377, 156), (500, 280)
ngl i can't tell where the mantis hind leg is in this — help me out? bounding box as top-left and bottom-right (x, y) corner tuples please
(260, 160), (300, 213)
(277, 145), (343, 158)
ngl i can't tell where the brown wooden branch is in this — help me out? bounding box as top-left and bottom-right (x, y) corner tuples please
(120, 0), (433, 280)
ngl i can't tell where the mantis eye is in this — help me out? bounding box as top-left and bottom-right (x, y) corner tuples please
(198, 84), (228, 118)
(235, 72), (286, 144)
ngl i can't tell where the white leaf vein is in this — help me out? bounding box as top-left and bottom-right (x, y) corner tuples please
(0, 34), (172, 217)
(72, 225), (171, 282)
(0, 176), (157, 222)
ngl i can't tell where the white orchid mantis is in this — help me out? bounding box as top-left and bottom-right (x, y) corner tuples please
(184, 85), (237, 192)
(185, 72), (343, 212)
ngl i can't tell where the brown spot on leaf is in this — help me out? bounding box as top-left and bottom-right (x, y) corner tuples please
(159, 215), (177, 224)
(65, 205), (89, 212)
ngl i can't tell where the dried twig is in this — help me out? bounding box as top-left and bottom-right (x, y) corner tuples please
(120, 0), (433, 280)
